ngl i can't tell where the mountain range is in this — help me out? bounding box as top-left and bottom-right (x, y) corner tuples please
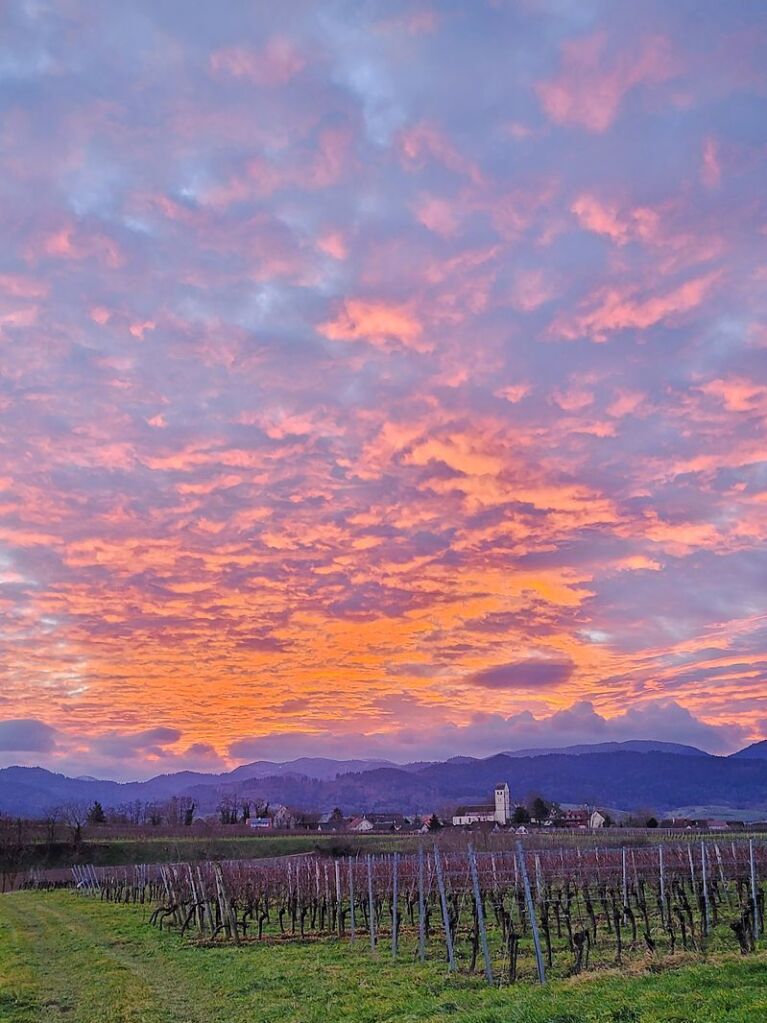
(1, 740), (766, 819)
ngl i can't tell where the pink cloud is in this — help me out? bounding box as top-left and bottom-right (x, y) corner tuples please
(552, 272), (719, 342)
(304, 127), (352, 189)
(202, 127), (351, 210)
(209, 38), (305, 87)
(0, 274), (48, 299)
(496, 383), (531, 404)
(397, 121), (485, 185)
(377, 8), (438, 36)
(571, 192), (726, 275)
(607, 390), (646, 418)
(700, 377), (767, 413)
(537, 31), (675, 132)
(701, 136), (722, 189)
(34, 225), (123, 268)
(0, 305), (38, 336)
(571, 193), (635, 244)
(89, 306), (112, 325)
(317, 231), (348, 260)
(510, 268), (557, 311)
(128, 320), (155, 339)
(552, 386), (594, 412)
(414, 194), (460, 237)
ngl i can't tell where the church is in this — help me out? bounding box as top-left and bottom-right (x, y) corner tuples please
(452, 782), (510, 827)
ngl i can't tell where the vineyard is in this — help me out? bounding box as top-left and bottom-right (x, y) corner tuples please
(53, 837), (765, 986)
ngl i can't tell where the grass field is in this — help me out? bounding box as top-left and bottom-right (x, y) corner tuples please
(76, 832), (417, 867)
(1, 892), (766, 1022)
(15, 833), (421, 873)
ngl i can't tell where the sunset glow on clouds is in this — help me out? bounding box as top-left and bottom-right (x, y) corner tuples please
(1, 1), (766, 778)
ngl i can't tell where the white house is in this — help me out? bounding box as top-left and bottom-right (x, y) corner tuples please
(452, 783), (510, 827)
(589, 810), (606, 829)
(348, 815), (374, 832)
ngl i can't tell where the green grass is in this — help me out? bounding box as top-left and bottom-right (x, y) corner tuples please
(18, 828), (767, 871)
(0, 893), (765, 1023)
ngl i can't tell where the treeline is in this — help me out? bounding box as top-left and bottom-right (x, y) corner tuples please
(0, 792), (273, 880)
(505, 795), (658, 828)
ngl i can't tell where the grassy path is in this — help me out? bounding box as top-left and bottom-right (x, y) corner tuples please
(1, 892), (767, 1022)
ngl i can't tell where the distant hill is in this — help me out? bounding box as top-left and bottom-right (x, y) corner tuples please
(2, 744), (767, 818)
(227, 757), (395, 782)
(504, 740), (710, 758)
(730, 740), (767, 760)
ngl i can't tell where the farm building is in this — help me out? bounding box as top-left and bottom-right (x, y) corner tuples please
(248, 817), (272, 830)
(348, 815), (374, 832)
(558, 807), (606, 829)
(316, 811), (347, 833)
(452, 783), (510, 827)
(348, 813), (415, 832)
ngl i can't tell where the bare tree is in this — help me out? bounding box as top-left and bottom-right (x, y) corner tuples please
(58, 802), (88, 848)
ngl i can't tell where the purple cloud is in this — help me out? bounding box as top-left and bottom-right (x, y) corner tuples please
(470, 658), (574, 690)
(0, 719), (58, 753)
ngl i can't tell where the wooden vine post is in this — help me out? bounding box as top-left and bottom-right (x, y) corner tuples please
(334, 859), (342, 936)
(749, 840), (760, 942)
(468, 844), (494, 985)
(516, 841), (546, 985)
(700, 842), (710, 937)
(367, 855), (376, 952)
(418, 845), (426, 962)
(348, 856), (355, 944)
(392, 852), (399, 958)
(433, 847), (457, 972)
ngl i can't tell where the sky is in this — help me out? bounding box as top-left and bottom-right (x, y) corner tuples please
(1, 1), (766, 780)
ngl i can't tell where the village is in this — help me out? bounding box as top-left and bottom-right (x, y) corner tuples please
(243, 782), (751, 835)
(241, 782), (604, 834)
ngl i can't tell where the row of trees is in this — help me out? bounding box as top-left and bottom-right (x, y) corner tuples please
(506, 795), (662, 828)
(73, 794), (274, 830)
(96, 796), (198, 827)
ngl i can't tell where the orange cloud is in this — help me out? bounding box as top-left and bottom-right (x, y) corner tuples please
(318, 299), (428, 351)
